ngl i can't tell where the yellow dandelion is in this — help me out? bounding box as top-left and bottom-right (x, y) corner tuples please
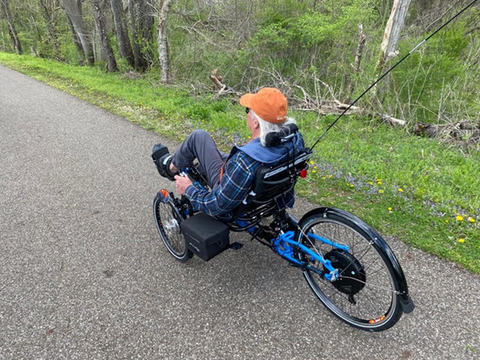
(350, 184), (354, 188)
(310, 160), (314, 165)
(378, 189), (384, 194)
(398, 188), (404, 192)
(322, 176), (326, 180)
(458, 238), (465, 243)
(388, 207), (393, 211)
(468, 217), (475, 223)
(445, 220), (449, 223)
(377, 180), (382, 185)
(456, 215), (464, 221)
(312, 170), (317, 174)
(368, 181), (373, 185)
(313, 166), (318, 170)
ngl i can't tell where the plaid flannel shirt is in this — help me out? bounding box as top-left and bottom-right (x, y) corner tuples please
(185, 151), (295, 219)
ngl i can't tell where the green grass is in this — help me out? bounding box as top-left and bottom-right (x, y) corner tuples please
(1, 52), (479, 274)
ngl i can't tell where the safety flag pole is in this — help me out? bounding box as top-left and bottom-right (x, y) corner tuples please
(310, 0), (479, 151)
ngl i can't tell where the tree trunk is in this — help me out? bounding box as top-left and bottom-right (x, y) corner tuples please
(348, 24), (367, 96)
(62, 0), (94, 65)
(157, 0), (172, 84)
(140, 0), (154, 43)
(90, 0), (118, 72)
(0, 0), (23, 54)
(372, 0), (411, 105)
(0, 14), (6, 51)
(39, 0), (62, 60)
(377, 0), (412, 71)
(127, 0), (153, 71)
(65, 13), (85, 64)
(129, 0), (143, 70)
(110, 0), (134, 67)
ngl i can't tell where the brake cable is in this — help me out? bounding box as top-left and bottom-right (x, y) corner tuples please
(310, 0), (479, 151)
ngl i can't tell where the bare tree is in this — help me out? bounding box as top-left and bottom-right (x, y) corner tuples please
(90, 0), (118, 71)
(110, 0), (134, 67)
(157, 0), (172, 83)
(62, 0), (94, 64)
(377, 0), (412, 71)
(371, 0), (411, 107)
(0, 0), (22, 54)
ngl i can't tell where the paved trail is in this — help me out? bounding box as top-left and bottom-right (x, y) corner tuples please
(0, 65), (479, 359)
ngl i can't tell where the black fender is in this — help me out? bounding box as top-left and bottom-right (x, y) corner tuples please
(295, 207), (414, 313)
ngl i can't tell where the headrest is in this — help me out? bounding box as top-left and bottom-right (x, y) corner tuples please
(264, 123), (299, 147)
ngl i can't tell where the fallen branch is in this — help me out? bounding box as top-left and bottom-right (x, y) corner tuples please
(209, 68), (224, 88)
(413, 121), (480, 143)
(293, 81), (360, 115)
(207, 66), (406, 128)
(379, 114), (407, 127)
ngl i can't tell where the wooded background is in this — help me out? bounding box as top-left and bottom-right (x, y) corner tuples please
(1, 0), (479, 132)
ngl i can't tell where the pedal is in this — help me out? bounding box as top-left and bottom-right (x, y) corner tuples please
(230, 242), (243, 250)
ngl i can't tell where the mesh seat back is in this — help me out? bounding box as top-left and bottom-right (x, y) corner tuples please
(233, 149), (312, 218)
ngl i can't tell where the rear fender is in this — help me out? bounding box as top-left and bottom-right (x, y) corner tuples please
(297, 207), (413, 308)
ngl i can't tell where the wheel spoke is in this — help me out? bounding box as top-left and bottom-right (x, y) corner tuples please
(153, 195), (191, 262)
(338, 275), (394, 294)
(298, 213), (402, 331)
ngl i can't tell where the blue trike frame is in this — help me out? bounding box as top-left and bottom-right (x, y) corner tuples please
(244, 225), (350, 282)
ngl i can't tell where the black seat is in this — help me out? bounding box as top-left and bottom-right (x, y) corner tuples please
(230, 147), (312, 228)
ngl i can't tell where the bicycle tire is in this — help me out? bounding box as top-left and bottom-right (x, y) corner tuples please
(295, 208), (404, 331)
(153, 192), (193, 262)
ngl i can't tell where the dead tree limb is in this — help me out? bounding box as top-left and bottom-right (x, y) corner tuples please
(413, 121), (480, 143)
(348, 24), (367, 95)
(379, 114), (407, 127)
(209, 69), (240, 98)
(377, 0), (412, 72)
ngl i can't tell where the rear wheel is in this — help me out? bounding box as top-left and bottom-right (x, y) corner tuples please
(153, 192), (193, 262)
(296, 209), (403, 331)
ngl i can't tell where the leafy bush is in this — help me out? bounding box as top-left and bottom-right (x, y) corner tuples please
(247, 0), (377, 84)
(386, 22), (475, 123)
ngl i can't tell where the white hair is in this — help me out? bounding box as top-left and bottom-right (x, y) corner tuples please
(250, 110), (296, 146)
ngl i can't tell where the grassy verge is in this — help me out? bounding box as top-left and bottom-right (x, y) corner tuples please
(1, 52), (478, 274)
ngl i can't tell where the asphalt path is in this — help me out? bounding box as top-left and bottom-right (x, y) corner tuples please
(0, 65), (479, 359)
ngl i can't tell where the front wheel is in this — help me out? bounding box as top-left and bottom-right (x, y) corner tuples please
(296, 208), (405, 331)
(153, 191), (193, 262)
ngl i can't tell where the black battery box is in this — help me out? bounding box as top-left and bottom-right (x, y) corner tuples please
(180, 212), (230, 261)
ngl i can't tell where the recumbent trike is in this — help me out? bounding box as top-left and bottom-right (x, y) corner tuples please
(151, 125), (414, 332)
